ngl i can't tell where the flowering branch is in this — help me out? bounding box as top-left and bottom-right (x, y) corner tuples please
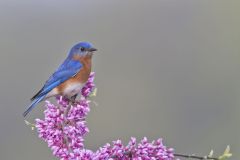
(24, 72), (232, 160)
(110, 146), (232, 160)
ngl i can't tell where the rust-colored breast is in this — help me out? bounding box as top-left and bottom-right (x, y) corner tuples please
(56, 54), (92, 94)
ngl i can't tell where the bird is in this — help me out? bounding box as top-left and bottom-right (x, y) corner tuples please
(23, 42), (97, 117)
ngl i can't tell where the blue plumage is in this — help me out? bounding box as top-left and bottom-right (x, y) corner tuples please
(23, 95), (45, 117)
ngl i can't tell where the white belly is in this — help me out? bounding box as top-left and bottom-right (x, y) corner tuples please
(63, 83), (84, 98)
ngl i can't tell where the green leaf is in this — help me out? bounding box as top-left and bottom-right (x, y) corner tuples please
(218, 145), (232, 160)
(208, 150), (214, 157)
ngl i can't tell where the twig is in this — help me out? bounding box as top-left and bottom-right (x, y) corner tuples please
(174, 153), (218, 160)
(110, 152), (219, 160)
(110, 151), (132, 159)
(62, 103), (72, 152)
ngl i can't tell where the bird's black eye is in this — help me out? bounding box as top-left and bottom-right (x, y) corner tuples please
(80, 47), (85, 52)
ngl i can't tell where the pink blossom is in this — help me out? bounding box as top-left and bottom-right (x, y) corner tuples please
(35, 72), (174, 160)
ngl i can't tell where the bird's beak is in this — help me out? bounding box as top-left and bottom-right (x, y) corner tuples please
(88, 48), (97, 52)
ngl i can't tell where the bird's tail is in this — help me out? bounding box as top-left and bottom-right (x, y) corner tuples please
(23, 95), (45, 117)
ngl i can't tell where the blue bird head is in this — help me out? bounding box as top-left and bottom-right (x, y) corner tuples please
(69, 42), (97, 57)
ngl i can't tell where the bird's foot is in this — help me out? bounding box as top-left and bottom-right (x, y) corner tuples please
(69, 94), (78, 105)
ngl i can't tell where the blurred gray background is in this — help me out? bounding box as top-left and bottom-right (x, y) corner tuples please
(0, 0), (239, 159)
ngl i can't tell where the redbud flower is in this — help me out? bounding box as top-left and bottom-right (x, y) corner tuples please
(35, 72), (174, 160)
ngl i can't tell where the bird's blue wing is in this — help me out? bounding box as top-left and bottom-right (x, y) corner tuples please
(23, 59), (82, 117)
(31, 59), (82, 100)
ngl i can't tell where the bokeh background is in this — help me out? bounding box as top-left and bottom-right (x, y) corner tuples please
(0, 0), (239, 159)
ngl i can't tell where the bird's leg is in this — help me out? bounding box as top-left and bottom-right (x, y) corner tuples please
(69, 94), (78, 104)
(64, 94), (78, 122)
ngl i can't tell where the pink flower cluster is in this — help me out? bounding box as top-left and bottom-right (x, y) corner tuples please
(93, 137), (174, 160)
(35, 72), (174, 160)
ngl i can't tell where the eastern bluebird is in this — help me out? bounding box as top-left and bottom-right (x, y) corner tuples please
(23, 42), (97, 117)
